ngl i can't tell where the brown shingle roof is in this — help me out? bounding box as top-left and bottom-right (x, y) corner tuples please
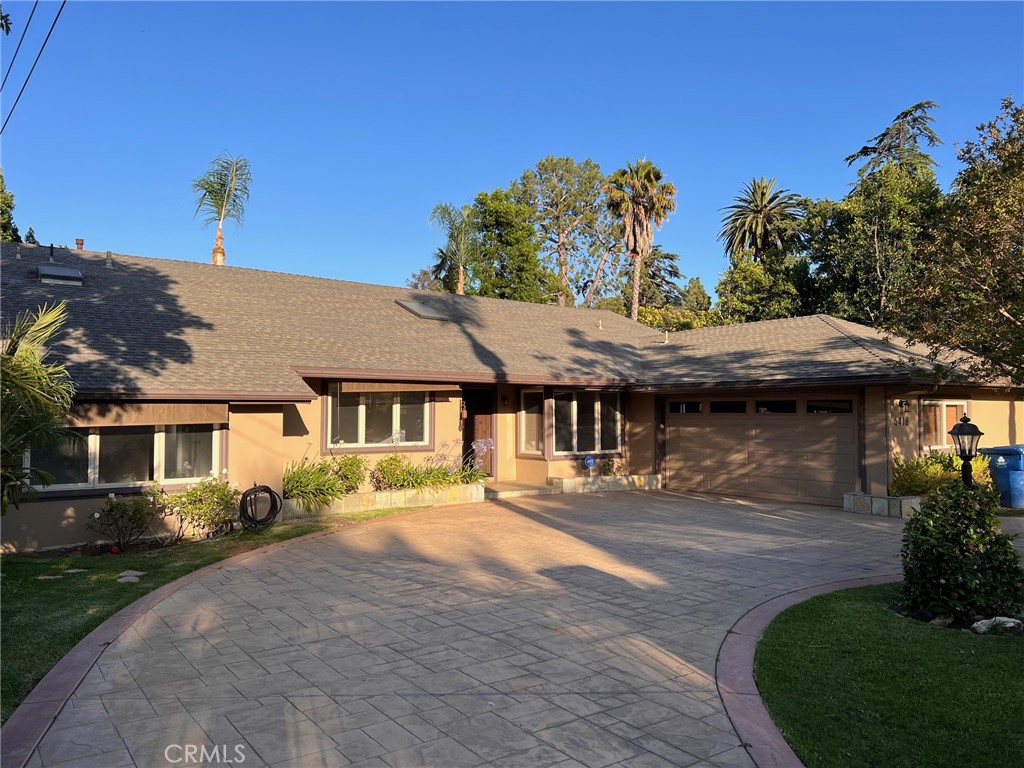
(640, 314), (934, 389)
(0, 244), (660, 399)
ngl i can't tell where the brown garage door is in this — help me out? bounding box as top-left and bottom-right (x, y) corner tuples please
(665, 396), (859, 506)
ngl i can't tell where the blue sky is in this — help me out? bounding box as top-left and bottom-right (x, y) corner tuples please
(2, 1), (1022, 298)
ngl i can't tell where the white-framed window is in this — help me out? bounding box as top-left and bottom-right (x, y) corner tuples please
(519, 390), (544, 454)
(28, 425), (222, 490)
(552, 391), (621, 455)
(922, 400), (967, 451)
(328, 386), (429, 447)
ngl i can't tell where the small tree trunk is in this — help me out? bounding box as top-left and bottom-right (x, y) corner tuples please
(211, 223), (226, 266)
(457, 265), (465, 295)
(583, 247), (611, 307)
(557, 233), (569, 307)
(630, 250), (642, 321)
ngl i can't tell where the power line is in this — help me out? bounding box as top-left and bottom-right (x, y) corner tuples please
(1, 0), (40, 93)
(1, 0), (66, 136)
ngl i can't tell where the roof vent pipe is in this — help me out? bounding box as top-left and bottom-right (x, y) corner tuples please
(49, 243), (54, 262)
(598, 319), (603, 330)
(105, 250), (113, 269)
(75, 238), (84, 250)
(663, 330), (669, 344)
(14, 245), (20, 259)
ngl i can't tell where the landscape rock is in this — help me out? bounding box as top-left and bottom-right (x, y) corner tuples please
(929, 616), (953, 628)
(117, 570), (146, 578)
(36, 575), (63, 580)
(63, 568), (87, 574)
(117, 576), (140, 583)
(970, 617), (1024, 635)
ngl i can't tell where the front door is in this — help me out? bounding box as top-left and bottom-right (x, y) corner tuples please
(462, 388), (495, 476)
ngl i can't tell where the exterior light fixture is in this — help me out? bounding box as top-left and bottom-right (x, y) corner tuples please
(898, 399), (911, 414)
(948, 415), (984, 488)
(501, 396), (509, 407)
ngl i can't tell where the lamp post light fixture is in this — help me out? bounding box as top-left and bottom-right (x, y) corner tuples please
(948, 415), (984, 488)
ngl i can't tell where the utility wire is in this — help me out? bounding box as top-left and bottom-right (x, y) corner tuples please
(1, 0), (40, 93)
(1, 0), (66, 136)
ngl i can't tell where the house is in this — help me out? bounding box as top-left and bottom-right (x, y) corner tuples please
(2, 243), (1021, 551)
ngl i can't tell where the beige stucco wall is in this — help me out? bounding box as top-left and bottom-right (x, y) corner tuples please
(228, 406), (285, 495)
(863, 387), (889, 495)
(971, 392), (1023, 447)
(626, 393), (657, 475)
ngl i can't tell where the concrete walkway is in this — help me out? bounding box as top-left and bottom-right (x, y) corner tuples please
(27, 491), (905, 768)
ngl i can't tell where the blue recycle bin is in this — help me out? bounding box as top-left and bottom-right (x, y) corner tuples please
(979, 445), (1024, 508)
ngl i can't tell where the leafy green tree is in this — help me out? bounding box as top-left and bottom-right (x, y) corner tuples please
(512, 156), (606, 307)
(888, 98), (1024, 385)
(1, 5), (10, 35)
(1, 303), (77, 514)
(604, 160), (677, 321)
(715, 251), (801, 324)
(473, 188), (557, 303)
(1, 167), (22, 243)
(23, 226), (37, 244)
(680, 277), (712, 313)
(718, 177), (803, 262)
(805, 162), (942, 327)
(428, 203), (479, 295)
(192, 152), (251, 266)
(845, 100), (942, 176)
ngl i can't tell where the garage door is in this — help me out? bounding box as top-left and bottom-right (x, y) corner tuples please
(665, 396), (859, 506)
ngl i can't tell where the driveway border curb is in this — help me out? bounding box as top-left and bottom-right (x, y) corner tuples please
(0, 528), (339, 768)
(716, 573), (902, 768)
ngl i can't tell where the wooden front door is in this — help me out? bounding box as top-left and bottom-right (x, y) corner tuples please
(462, 388), (495, 476)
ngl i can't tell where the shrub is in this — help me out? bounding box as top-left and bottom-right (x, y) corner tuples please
(901, 480), (1024, 620)
(891, 452), (991, 497)
(370, 453), (416, 491)
(283, 457), (344, 513)
(87, 494), (154, 549)
(164, 476), (240, 536)
(329, 454), (367, 494)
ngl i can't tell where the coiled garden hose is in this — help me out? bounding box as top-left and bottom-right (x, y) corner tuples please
(239, 484), (282, 531)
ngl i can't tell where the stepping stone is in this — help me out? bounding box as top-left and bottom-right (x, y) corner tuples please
(117, 570), (146, 577)
(64, 568), (88, 574)
(117, 576), (140, 583)
(37, 575), (63, 580)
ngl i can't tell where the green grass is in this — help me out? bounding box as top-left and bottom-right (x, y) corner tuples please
(755, 583), (1024, 768)
(0, 523), (327, 723)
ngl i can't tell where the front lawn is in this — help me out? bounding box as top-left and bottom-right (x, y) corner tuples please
(755, 583), (1024, 768)
(0, 522), (327, 722)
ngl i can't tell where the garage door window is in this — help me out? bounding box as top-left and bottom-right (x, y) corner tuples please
(755, 400), (797, 414)
(922, 400), (966, 450)
(669, 401), (702, 414)
(553, 391), (621, 454)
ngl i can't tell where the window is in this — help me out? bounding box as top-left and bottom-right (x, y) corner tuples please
(922, 400), (966, 449)
(710, 400), (747, 414)
(29, 425), (220, 489)
(328, 385), (429, 447)
(756, 400), (797, 414)
(807, 399), (853, 414)
(552, 391), (621, 454)
(669, 401), (702, 414)
(165, 425), (214, 479)
(520, 390), (544, 454)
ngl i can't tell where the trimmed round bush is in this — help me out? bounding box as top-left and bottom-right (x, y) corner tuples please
(901, 480), (1024, 620)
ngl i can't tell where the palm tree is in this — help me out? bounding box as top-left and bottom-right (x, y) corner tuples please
(718, 177), (803, 262)
(429, 203), (479, 295)
(192, 153), (252, 266)
(604, 160), (677, 321)
(1, 302), (76, 514)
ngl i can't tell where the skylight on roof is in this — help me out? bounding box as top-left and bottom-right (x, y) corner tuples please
(35, 264), (83, 286)
(395, 299), (448, 321)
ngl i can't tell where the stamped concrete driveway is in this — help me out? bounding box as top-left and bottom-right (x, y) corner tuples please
(30, 491), (905, 768)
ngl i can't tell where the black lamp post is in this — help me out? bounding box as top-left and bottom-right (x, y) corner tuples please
(948, 415), (984, 488)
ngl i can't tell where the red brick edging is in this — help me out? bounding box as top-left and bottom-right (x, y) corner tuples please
(0, 529), (339, 768)
(716, 573), (902, 768)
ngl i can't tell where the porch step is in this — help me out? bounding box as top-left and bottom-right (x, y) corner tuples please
(484, 481), (563, 500)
